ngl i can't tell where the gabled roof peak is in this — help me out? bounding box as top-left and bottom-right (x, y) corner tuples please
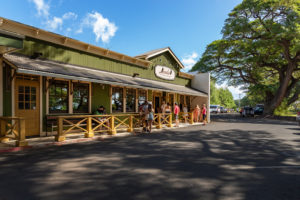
(135, 47), (184, 69)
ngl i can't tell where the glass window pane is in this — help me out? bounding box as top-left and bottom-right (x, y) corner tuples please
(25, 86), (30, 93)
(18, 86), (24, 93)
(31, 87), (36, 94)
(25, 94), (30, 101)
(138, 90), (147, 108)
(18, 102), (24, 109)
(126, 88), (136, 112)
(31, 103), (36, 110)
(31, 95), (36, 101)
(112, 87), (123, 113)
(49, 81), (68, 113)
(25, 102), (30, 109)
(18, 94), (24, 101)
(73, 84), (89, 113)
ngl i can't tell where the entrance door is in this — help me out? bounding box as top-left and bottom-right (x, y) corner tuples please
(154, 96), (160, 113)
(15, 74), (40, 136)
(153, 92), (162, 113)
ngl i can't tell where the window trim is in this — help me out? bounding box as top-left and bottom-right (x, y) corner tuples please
(46, 78), (91, 115)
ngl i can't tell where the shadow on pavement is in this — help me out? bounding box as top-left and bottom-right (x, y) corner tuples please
(0, 126), (299, 200)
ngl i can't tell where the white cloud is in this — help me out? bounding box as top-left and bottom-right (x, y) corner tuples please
(62, 12), (77, 20)
(30, 0), (49, 17)
(45, 12), (78, 31)
(78, 11), (118, 43)
(181, 52), (199, 72)
(45, 16), (63, 31)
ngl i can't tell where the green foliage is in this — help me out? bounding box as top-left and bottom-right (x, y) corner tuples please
(192, 0), (300, 114)
(210, 79), (236, 108)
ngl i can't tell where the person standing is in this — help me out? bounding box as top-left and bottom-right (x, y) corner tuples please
(147, 104), (154, 133)
(142, 101), (149, 131)
(202, 104), (207, 125)
(183, 104), (188, 123)
(193, 105), (200, 122)
(174, 102), (180, 127)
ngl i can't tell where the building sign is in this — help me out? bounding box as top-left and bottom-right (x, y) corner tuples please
(154, 65), (175, 80)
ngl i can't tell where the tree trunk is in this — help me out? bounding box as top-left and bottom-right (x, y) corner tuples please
(263, 64), (295, 115)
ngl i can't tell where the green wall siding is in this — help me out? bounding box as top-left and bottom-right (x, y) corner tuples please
(0, 34), (23, 49)
(2, 66), (12, 116)
(17, 37), (190, 86)
(92, 83), (110, 114)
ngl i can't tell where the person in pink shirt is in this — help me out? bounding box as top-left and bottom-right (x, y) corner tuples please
(202, 104), (207, 125)
(174, 102), (180, 127)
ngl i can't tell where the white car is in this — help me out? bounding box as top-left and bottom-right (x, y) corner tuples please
(210, 105), (220, 113)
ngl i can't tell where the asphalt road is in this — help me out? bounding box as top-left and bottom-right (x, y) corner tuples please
(0, 115), (299, 200)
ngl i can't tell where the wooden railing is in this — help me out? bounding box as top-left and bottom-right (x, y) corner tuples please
(179, 112), (194, 124)
(55, 114), (141, 142)
(153, 113), (173, 129)
(0, 117), (28, 147)
(55, 113), (175, 142)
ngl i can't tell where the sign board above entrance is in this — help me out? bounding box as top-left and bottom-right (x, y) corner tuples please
(154, 65), (175, 80)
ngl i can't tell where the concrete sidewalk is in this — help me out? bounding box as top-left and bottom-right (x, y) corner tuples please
(0, 122), (204, 153)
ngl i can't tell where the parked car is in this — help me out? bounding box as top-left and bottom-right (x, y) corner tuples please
(210, 105), (220, 113)
(297, 111), (300, 126)
(241, 106), (254, 117)
(220, 106), (227, 113)
(254, 106), (264, 115)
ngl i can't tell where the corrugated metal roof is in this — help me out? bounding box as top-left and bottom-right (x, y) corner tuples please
(4, 53), (207, 97)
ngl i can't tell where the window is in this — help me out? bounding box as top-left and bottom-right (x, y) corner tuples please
(49, 80), (69, 113)
(18, 85), (37, 110)
(138, 89), (147, 108)
(112, 87), (123, 113)
(126, 88), (136, 112)
(73, 83), (89, 113)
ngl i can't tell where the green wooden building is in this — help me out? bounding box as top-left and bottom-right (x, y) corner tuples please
(0, 17), (209, 137)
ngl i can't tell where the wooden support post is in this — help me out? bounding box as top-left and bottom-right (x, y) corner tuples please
(16, 118), (28, 147)
(167, 114), (173, 127)
(0, 119), (9, 142)
(85, 116), (94, 138)
(55, 117), (65, 142)
(127, 115), (133, 132)
(156, 114), (162, 129)
(189, 112), (194, 124)
(109, 116), (116, 135)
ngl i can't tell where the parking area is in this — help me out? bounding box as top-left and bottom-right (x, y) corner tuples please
(0, 116), (299, 200)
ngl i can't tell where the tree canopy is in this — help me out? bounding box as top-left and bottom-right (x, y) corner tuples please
(210, 79), (236, 108)
(192, 0), (300, 115)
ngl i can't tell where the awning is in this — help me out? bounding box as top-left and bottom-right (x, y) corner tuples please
(4, 53), (208, 97)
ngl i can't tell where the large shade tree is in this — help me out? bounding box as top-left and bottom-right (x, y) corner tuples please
(192, 0), (300, 115)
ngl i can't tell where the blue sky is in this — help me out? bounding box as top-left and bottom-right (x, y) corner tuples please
(0, 0), (244, 99)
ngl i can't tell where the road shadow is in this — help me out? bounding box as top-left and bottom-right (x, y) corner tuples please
(0, 127), (299, 200)
(211, 114), (297, 126)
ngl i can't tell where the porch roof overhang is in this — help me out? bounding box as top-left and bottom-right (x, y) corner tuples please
(4, 53), (208, 97)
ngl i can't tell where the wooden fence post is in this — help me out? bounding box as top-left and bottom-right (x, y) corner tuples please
(55, 117), (65, 142)
(85, 116), (94, 138)
(189, 112), (194, 124)
(0, 119), (9, 142)
(167, 114), (173, 127)
(16, 118), (28, 147)
(109, 116), (116, 135)
(156, 114), (162, 129)
(127, 115), (133, 132)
